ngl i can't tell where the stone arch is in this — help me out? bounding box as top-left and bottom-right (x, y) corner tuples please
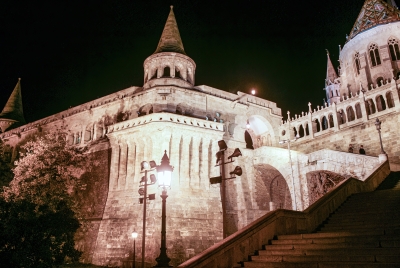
(314, 118), (321, 132)
(247, 115), (276, 146)
(84, 124), (93, 142)
(328, 114), (334, 128)
(346, 106), (355, 122)
(337, 109), (346, 124)
(321, 116), (328, 130)
(365, 98), (376, 115)
(376, 76), (385, 86)
(139, 104), (153, 116)
(376, 95), (386, 112)
(305, 123), (309, 136)
(245, 130), (254, 149)
(298, 124), (305, 137)
(386, 91), (395, 108)
(355, 103), (362, 119)
(254, 164), (292, 211)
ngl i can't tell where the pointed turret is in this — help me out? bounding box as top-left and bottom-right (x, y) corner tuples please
(348, 0), (400, 40)
(325, 50), (338, 86)
(0, 78), (26, 132)
(154, 6), (186, 55)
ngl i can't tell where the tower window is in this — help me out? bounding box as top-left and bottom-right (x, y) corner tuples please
(369, 43), (381, 67)
(354, 52), (361, 74)
(388, 38), (400, 61)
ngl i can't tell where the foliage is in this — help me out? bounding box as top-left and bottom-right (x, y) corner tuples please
(3, 131), (87, 213)
(0, 198), (81, 267)
(0, 139), (13, 188)
(0, 131), (88, 267)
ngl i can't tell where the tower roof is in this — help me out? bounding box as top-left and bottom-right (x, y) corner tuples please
(348, 0), (400, 40)
(0, 78), (25, 124)
(154, 6), (186, 55)
(326, 50), (338, 86)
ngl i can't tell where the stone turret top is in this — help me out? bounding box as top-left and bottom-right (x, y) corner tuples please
(325, 50), (338, 86)
(348, 0), (400, 40)
(154, 6), (186, 55)
(0, 78), (25, 124)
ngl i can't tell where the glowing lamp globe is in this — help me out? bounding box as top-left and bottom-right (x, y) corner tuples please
(157, 150), (173, 188)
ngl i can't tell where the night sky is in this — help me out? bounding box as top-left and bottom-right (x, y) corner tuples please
(1, 0), (366, 123)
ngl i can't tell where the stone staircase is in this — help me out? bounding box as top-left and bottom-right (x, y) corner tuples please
(243, 173), (400, 268)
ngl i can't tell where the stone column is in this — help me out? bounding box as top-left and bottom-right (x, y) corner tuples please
(118, 141), (128, 190)
(332, 102), (339, 131)
(180, 135), (191, 188)
(359, 90), (369, 121)
(190, 136), (201, 189)
(307, 103), (314, 138)
(109, 142), (120, 191)
(126, 141), (136, 190)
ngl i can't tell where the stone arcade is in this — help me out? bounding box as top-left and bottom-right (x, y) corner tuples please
(1, 1), (400, 267)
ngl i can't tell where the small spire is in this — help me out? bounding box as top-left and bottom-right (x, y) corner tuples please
(154, 6), (186, 55)
(326, 51), (338, 86)
(0, 79), (26, 132)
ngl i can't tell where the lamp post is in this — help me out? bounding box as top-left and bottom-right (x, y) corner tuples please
(210, 140), (242, 238)
(139, 160), (157, 268)
(154, 150), (173, 268)
(375, 118), (386, 155)
(132, 231), (138, 268)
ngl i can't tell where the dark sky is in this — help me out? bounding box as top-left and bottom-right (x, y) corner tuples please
(0, 0), (366, 122)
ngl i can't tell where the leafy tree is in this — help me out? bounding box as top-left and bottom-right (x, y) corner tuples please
(0, 139), (13, 188)
(0, 131), (87, 267)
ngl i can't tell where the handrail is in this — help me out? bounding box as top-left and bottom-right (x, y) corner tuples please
(178, 160), (390, 268)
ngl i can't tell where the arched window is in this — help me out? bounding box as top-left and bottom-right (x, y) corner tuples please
(365, 99), (376, 115)
(376, 77), (384, 86)
(321, 116), (328, 130)
(369, 43), (381, 67)
(337, 109), (346, 125)
(328, 114), (334, 128)
(354, 52), (361, 74)
(355, 103), (362, 119)
(386, 91), (395, 108)
(314, 119), (321, 132)
(388, 38), (400, 61)
(293, 127), (298, 137)
(376, 95), (386, 112)
(163, 66), (171, 77)
(305, 123), (310, 136)
(299, 125), (305, 137)
(346, 106), (355, 122)
(245, 131), (254, 149)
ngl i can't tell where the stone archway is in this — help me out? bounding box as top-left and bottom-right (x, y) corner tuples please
(254, 164), (292, 211)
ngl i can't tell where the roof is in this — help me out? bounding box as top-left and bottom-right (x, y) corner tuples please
(348, 0), (400, 40)
(326, 50), (338, 86)
(154, 6), (186, 55)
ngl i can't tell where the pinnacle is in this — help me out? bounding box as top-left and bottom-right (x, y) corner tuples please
(154, 6), (186, 55)
(0, 79), (26, 127)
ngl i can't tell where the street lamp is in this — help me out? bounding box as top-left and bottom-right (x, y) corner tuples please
(210, 140), (242, 238)
(375, 118), (386, 155)
(131, 231), (138, 268)
(154, 150), (173, 268)
(139, 160), (157, 268)
(279, 133), (300, 211)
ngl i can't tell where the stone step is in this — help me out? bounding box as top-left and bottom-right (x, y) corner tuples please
(250, 254), (399, 263)
(320, 223), (400, 231)
(278, 230), (386, 240)
(270, 234), (400, 245)
(319, 226), (400, 233)
(243, 261), (400, 268)
(257, 247), (400, 256)
(264, 241), (380, 251)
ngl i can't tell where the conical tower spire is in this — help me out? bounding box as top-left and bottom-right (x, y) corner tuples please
(325, 50), (338, 86)
(154, 6), (186, 55)
(348, 0), (400, 40)
(0, 78), (26, 132)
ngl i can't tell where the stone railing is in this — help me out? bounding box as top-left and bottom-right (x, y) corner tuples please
(177, 160), (390, 268)
(279, 78), (400, 141)
(305, 149), (380, 180)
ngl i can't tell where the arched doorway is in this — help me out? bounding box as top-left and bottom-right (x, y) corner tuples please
(245, 130), (254, 149)
(254, 164), (292, 211)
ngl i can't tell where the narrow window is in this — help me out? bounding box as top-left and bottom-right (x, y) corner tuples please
(388, 38), (400, 61)
(354, 52), (361, 74)
(369, 44), (381, 67)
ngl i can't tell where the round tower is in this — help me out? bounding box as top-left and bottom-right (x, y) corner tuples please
(143, 6), (196, 89)
(338, 0), (400, 96)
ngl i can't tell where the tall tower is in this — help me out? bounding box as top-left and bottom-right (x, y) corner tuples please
(0, 78), (25, 132)
(143, 6), (196, 89)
